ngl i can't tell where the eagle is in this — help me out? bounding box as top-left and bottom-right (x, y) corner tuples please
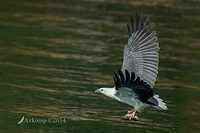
(95, 11), (167, 121)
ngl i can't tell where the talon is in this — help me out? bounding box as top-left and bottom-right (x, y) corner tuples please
(122, 112), (139, 121)
(127, 111), (133, 114)
(129, 112), (135, 120)
(127, 108), (135, 114)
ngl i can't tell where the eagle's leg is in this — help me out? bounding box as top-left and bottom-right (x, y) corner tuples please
(127, 108), (135, 114)
(129, 111), (136, 120)
(127, 108), (138, 121)
(122, 108), (138, 121)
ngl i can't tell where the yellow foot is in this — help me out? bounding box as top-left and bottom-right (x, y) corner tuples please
(127, 111), (133, 114)
(122, 112), (139, 121)
(127, 108), (135, 114)
(129, 112), (135, 120)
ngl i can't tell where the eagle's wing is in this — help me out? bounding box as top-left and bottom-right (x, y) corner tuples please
(121, 11), (159, 88)
(113, 69), (154, 102)
(113, 69), (157, 111)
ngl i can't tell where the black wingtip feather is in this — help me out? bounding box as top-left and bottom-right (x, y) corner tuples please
(148, 23), (154, 32)
(130, 72), (135, 83)
(113, 70), (120, 89)
(139, 12), (144, 30)
(135, 77), (140, 84)
(118, 69), (124, 84)
(127, 24), (131, 38)
(144, 15), (150, 27)
(127, 11), (153, 39)
(125, 69), (130, 83)
(135, 11), (139, 32)
(129, 14), (134, 34)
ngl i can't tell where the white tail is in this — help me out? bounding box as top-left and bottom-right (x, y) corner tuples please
(152, 94), (167, 110)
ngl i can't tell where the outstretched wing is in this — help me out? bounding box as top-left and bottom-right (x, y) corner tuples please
(121, 11), (159, 88)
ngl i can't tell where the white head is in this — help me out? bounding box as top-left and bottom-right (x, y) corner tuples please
(95, 87), (116, 98)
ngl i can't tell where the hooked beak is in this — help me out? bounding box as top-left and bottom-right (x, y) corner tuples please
(95, 89), (100, 93)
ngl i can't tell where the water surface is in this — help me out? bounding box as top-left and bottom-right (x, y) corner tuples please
(0, 0), (200, 132)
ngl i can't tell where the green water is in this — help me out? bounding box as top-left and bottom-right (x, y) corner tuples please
(0, 0), (200, 132)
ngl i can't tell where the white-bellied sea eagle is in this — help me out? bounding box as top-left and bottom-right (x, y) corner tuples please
(95, 11), (167, 121)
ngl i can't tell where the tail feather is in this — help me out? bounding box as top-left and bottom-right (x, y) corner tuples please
(152, 94), (167, 110)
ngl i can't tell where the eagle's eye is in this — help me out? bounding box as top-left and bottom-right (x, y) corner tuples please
(101, 89), (104, 91)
